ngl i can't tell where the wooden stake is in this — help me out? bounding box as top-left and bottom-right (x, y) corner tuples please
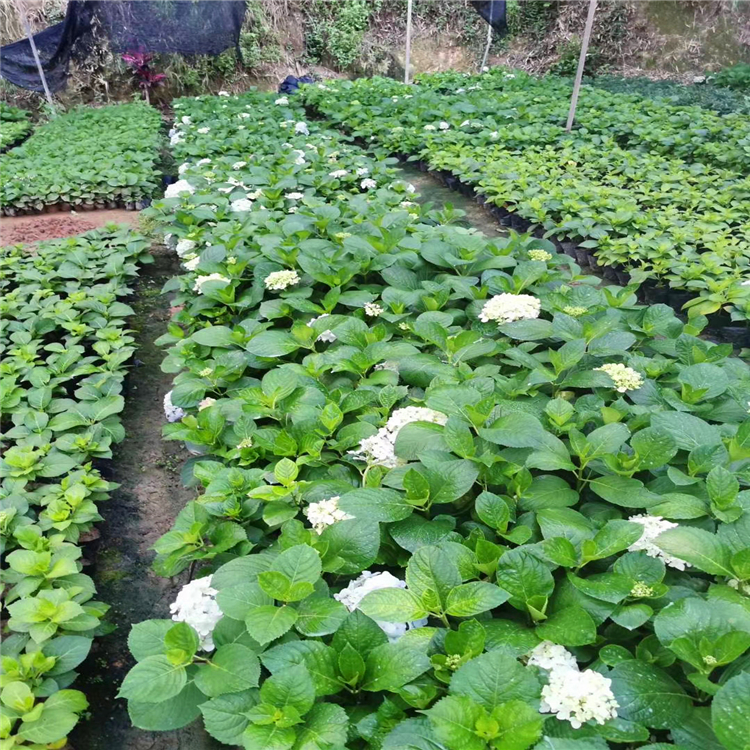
(404, 0), (413, 85)
(565, 0), (597, 133)
(15, 0), (56, 114)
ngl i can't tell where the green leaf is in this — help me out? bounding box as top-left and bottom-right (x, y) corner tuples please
(536, 606), (597, 646)
(712, 673), (750, 750)
(610, 660), (691, 729)
(242, 723), (296, 750)
(495, 547), (555, 610)
(194, 644), (260, 697)
(201, 690), (258, 745)
(657, 527), (734, 576)
(118, 654), (187, 703)
(246, 331), (300, 358)
(451, 651), (540, 710)
(295, 703), (349, 750)
(244, 604), (298, 646)
(359, 587), (428, 622)
(490, 699), (545, 750)
(427, 695), (485, 750)
(260, 640), (340, 696)
(651, 413), (722, 451)
(43, 635), (92, 675)
(475, 491), (510, 531)
(332, 609), (388, 657)
(445, 582), (510, 617)
(258, 544), (321, 602)
(320, 518), (380, 575)
(294, 596), (347, 637)
(129, 682), (205, 731)
(337, 488), (413, 522)
(260, 664), (316, 715)
(164, 622), (199, 661)
(362, 643), (431, 692)
(406, 546), (461, 613)
(588, 475), (657, 509)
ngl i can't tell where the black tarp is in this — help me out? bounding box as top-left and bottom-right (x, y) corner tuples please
(471, 0), (508, 32)
(0, 1), (247, 93)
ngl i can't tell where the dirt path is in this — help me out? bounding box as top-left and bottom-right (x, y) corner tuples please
(0, 208), (140, 245)
(70, 247), (221, 750)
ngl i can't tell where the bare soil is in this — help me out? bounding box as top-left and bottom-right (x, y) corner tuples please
(70, 246), (220, 750)
(0, 209), (139, 246)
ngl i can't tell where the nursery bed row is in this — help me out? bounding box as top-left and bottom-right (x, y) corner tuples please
(0, 103), (163, 215)
(299, 72), (750, 325)
(0, 227), (152, 746)
(120, 90), (750, 750)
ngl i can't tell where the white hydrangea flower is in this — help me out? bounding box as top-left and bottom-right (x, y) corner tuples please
(438, 121), (450, 130)
(295, 122), (309, 135)
(329, 169), (349, 178)
(231, 198), (254, 212)
(218, 90), (230, 96)
(479, 293), (541, 325)
(175, 238), (196, 257)
(247, 189), (263, 200)
(364, 301), (383, 317)
(285, 192), (305, 200)
(197, 127), (210, 134)
(490, 130), (499, 139)
(169, 576), (222, 651)
(232, 161), (247, 170)
(361, 178), (377, 190)
(308, 313), (336, 343)
(178, 162), (190, 175)
(181, 116), (192, 125)
(527, 641), (578, 672)
(741, 280), (750, 286)
(356, 167), (369, 176)
(238, 112), (251, 119)
(163, 390), (186, 423)
(275, 96), (289, 105)
(197, 158), (211, 166)
(529, 249), (552, 262)
(349, 406), (447, 468)
(170, 132), (184, 146)
(264, 269), (300, 291)
(333, 571), (427, 642)
(198, 397), (216, 411)
(424, 124), (436, 131)
(540, 668), (619, 729)
(304, 496), (354, 534)
(627, 515), (686, 570)
(504, 73), (516, 79)
(164, 180), (194, 198)
(460, 119), (471, 127)
(183, 256), (200, 271)
(293, 149), (306, 165)
(194, 274), (230, 293)
(595, 363), (644, 393)
(237, 437), (253, 450)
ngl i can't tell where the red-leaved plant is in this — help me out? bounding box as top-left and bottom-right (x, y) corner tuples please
(122, 50), (166, 103)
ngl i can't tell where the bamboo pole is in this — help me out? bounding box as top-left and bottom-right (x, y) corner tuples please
(565, 0), (597, 133)
(480, 14), (493, 72)
(14, 0), (55, 114)
(404, 0), (413, 85)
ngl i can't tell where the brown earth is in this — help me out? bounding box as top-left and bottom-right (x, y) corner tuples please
(0, 208), (140, 246)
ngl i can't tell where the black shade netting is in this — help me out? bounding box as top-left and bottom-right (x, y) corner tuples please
(470, 0), (508, 33)
(0, 0), (247, 93)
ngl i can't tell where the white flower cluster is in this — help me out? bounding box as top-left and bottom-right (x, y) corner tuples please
(627, 515), (687, 570)
(361, 178), (377, 190)
(333, 571), (427, 641)
(183, 256), (200, 271)
(264, 269), (300, 291)
(197, 127), (210, 134)
(528, 641), (618, 729)
(169, 576), (222, 651)
(164, 180), (194, 198)
(304, 496), (353, 534)
(479, 293), (541, 325)
(528, 249), (552, 262)
(541, 667), (619, 729)
(595, 363), (644, 393)
(194, 274), (229, 293)
(232, 161), (247, 170)
(231, 198), (254, 212)
(364, 301), (383, 317)
(438, 121), (450, 130)
(308, 313), (336, 343)
(198, 397), (216, 411)
(163, 390), (186, 423)
(356, 167), (369, 176)
(175, 238), (196, 257)
(349, 407), (448, 468)
(275, 96), (289, 105)
(329, 169), (348, 178)
(295, 122), (309, 135)
(285, 192), (305, 200)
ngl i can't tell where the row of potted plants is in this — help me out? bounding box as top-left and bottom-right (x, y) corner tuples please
(298, 71), (750, 324)
(0, 103), (163, 215)
(119, 90), (750, 750)
(0, 226), (153, 747)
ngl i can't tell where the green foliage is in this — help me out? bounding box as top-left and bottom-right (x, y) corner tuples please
(121, 89), (750, 749)
(0, 103), (162, 211)
(710, 62), (750, 92)
(507, 0), (557, 38)
(304, 0), (373, 70)
(0, 102), (32, 150)
(549, 39), (604, 77)
(0, 227), (152, 746)
(302, 70), (750, 323)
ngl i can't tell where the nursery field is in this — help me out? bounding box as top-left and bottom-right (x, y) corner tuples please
(2, 74), (750, 750)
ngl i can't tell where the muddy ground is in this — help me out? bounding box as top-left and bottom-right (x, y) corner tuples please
(70, 246), (220, 750)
